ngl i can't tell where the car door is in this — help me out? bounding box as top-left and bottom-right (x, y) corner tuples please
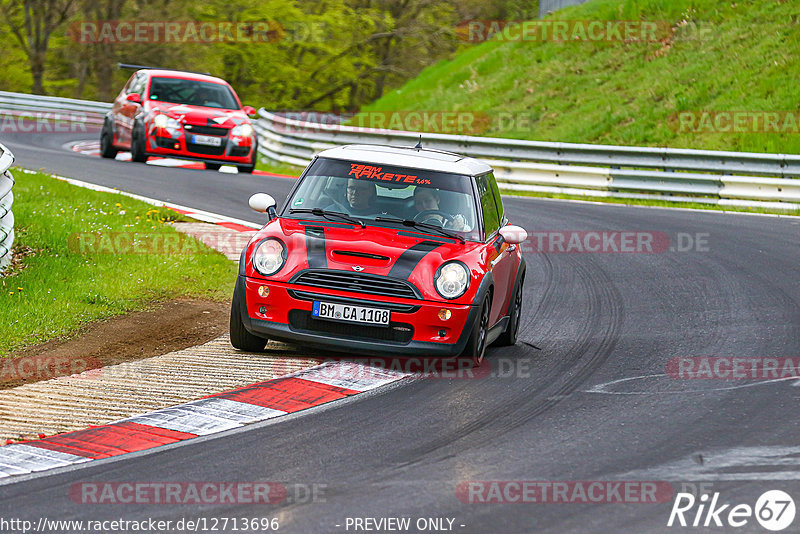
(117, 73), (145, 147)
(477, 172), (514, 326)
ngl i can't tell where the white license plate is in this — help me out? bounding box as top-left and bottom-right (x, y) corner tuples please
(312, 301), (390, 326)
(192, 135), (222, 146)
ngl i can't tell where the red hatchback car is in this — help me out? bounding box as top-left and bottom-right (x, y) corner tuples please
(230, 145), (527, 364)
(101, 67), (258, 172)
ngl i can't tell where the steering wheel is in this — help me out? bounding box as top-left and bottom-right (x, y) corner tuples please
(413, 209), (454, 226)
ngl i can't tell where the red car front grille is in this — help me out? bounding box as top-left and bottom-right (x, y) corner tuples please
(184, 124), (229, 136)
(291, 270), (419, 300)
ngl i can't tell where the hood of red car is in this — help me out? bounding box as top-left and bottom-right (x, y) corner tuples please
(146, 101), (250, 127)
(245, 218), (485, 302)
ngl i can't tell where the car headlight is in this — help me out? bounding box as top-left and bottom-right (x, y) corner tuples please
(252, 238), (286, 276)
(153, 114), (180, 129)
(435, 261), (469, 300)
(231, 123), (254, 137)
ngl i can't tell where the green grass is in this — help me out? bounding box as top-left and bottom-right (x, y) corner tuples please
(255, 158), (303, 177)
(0, 170), (238, 356)
(363, 0), (800, 155)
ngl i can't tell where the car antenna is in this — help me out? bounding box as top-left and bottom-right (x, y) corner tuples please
(415, 136), (423, 151)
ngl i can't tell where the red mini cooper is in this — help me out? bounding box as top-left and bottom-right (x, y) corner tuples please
(230, 145), (527, 364)
(101, 66), (258, 172)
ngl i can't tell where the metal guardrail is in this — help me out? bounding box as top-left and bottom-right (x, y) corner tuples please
(0, 91), (797, 210)
(0, 143), (15, 272)
(0, 91), (111, 127)
(539, 0), (591, 17)
(255, 110), (800, 209)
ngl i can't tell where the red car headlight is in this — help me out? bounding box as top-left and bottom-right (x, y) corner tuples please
(231, 123), (254, 137)
(435, 261), (469, 300)
(252, 238), (286, 276)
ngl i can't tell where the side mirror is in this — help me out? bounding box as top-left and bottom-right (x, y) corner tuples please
(243, 105), (256, 117)
(499, 225), (527, 245)
(125, 93), (141, 104)
(249, 193), (277, 219)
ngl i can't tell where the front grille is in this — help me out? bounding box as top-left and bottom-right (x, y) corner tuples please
(288, 310), (414, 344)
(186, 142), (226, 155)
(291, 270), (419, 300)
(184, 124), (229, 136)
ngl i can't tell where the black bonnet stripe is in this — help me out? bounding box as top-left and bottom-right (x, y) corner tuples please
(388, 240), (442, 280)
(305, 226), (328, 269)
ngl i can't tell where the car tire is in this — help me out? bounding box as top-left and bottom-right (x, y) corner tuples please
(460, 295), (490, 366)
(205, 162), (222, 171)
(229, 282), (269, 352)
(130, 122), (148, 163)
(495, 273), (524, 347)
(99, 121), (118, 159)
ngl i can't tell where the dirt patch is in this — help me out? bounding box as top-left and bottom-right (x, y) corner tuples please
(1, 299), (230, 390)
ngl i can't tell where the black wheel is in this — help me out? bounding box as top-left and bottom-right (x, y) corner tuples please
(205, 162), (222, 171)
(229, 282), (268, 352)
(460, 295), (490, 366)
(130, 122), (148, 163)
(99, 121), (118, 159)
(495, 273), (524, 347)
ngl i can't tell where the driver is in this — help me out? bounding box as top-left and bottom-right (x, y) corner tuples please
(412, 187), (466, 231)
(195, 87), (218, 107)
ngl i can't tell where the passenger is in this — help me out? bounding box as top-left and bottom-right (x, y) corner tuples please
(344, 179), (379, 215)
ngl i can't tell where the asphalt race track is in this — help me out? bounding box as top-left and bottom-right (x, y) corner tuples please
(2, 132), (800, 533)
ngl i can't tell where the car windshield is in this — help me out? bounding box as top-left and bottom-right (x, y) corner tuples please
(148, 77), (240, 110)
(284, 157), (480, 241)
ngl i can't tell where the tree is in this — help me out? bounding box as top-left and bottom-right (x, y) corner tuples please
(0, 0), (77, 94)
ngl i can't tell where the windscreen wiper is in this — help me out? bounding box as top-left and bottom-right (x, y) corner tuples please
(289, 208), (366, 228)
(374, 217), (465, 243)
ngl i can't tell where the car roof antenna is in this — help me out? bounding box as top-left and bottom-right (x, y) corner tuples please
(415, 135), (423, 151)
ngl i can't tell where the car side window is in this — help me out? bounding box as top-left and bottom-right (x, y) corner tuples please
(130, 74), (145, 96)
(121, 74), (136, 95)
(486, 172), (506, 227)
(476, 173), (500, 239)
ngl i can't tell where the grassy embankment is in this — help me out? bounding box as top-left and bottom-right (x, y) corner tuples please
(0, 170), (238, 355)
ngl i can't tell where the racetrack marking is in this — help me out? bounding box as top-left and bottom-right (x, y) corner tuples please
(0, 359), (410, 481)
(68, 139), (295, 177)
(584, 373), (800, 395)
(617, 445), (800, 481)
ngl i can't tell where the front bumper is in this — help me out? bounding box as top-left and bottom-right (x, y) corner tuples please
(146, 129), (255, 164)
(236, 275), (478, 357)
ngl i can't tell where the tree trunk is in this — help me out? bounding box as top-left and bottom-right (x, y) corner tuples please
(31, 50), (46, 95)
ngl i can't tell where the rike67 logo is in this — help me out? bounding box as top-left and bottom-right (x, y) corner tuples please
(668, 490), (796, 531)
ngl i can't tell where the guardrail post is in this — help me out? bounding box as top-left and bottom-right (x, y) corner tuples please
(0, 143), (15, 273)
